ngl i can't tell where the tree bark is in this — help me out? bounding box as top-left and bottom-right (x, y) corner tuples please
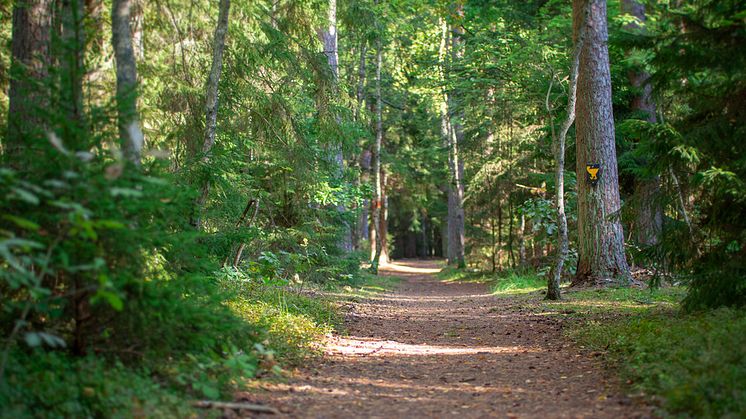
(447, 17), (466, 268)
(437, 18), (452, 262)
(112, 0), (144, 166)
(621, 0), (662, 247)
(380, 170), (389, 264)
(572, 0), (631, 286)
(132, 0), (144, 60)
(518, 211), (526, 267)
(6, 0), (52, 160)
(356, 40), (367, 120)
(355, 42), (369, 249)
(371, 31), (384, 273)
(319, 0), (352, 252)
(60, 0), (86, 134)
(546, 12), (586, 299)
(193, 0), (230, 229)
(359, 149), (372, 244)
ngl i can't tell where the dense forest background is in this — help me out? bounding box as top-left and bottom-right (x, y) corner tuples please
(0, 0), (744, 416)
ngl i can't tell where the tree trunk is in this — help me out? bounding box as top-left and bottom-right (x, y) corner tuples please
(490, 214), (496, 273)
(6, 0), (52, 160)
(621, 0), (662, 247)
(447, 18), (466, 268)
(59, 0), (86, 137)
(132, 0), (144, 59)
(420, 213), (429, 257)
(193, 0), (230, 229)
(438, 18), (451, 262)
(518, 211), (526, 267)
(508, 197), (515, 268)
(359, 149), (372, 245)
(379, 170), (389, 264)
(572, 0), (631, 286)
(546, 14), (586, 299)
(497, 200), (503, 270)
(356, 40), (367, 120)
(319, 0), (352, 252)
(371, 32), (384, 272)
(112, 0), (144, 166)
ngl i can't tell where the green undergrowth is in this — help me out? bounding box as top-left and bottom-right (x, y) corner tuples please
(1, 351), (197, 419)
(218, 270), (341, 365)
(438, 266), (493, 283)
(1, 267), (365, 418)
(340, 270), (401, 298)
(573, 307), (746, 418)
(440, 267), (746, 417)
(438, 266), (545, 295)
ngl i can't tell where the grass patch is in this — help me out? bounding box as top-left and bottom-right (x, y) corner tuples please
(226, 283), (339, 365)
(573, 307), (746, 417)
(491, 272), (546, 295)
(338, 270), (402, 298)
(541, 287), (686, 315)
(438, 266), (493, 283)
(437, 266), (545, 295)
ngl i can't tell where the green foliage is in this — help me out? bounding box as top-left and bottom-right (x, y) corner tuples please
(0, 350), (197, 418)
(575, 308), (746, 417)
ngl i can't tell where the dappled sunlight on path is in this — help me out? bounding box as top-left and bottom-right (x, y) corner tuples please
(327, 337), (539, 356)
(246, 259), (650, 418)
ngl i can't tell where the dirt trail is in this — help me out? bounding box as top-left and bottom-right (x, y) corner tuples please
(246, 260), (649, 418)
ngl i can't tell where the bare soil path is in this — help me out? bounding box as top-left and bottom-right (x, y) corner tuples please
(245, 260), (649, 418)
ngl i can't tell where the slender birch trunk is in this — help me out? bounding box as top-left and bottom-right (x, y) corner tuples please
(112, 0), (144, 166)
(193, 0), (230, 229)
(447, 15), (466, 268)
(371, 31), (384, 273)
(547, 1), (589, 300)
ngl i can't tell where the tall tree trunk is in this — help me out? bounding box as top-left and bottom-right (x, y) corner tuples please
(421, 213), (429, 257)
(192, 0), (230, 229)
(356, 40), (369, 249)
(497, 199), (503, 270)
(60, 0), (85, 135)
(447, 18), (466, 268)
(319, 0), (352, 252)
(546, 37), (585, 299)
(112, 0), (144, 166)
(508, 197), (515, 268)
(490, 214), (496, 273)
(132, 0), (144, 60)
(371, 32), (384, 273)
(518, 211), (526, 267)
(621, 0), (662, 247)
(359, 149), (371, 245)
(6, 0), (52, 160)
(379, 170), (389, 264)
(572, 0), (631, 286)
(356, 40), (367, 120)
(437, 18), (451, 262)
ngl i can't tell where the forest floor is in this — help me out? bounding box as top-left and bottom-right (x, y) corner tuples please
(239, 259), (651, 418)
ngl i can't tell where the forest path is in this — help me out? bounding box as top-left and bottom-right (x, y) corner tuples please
(245, 260), (648, 418)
